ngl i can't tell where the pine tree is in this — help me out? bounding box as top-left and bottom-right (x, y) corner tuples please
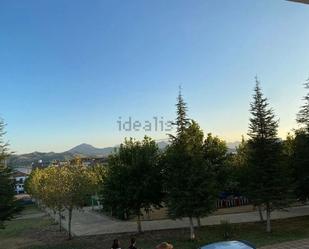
(248, 78), (278, 141)
(170, 87), (190, 139)
(164, 91), (218, 240)
(0, 119), (19, 229)
(296, 78), (309, 132)
(293, 79), (309, 202)
(245, 77), (290, 233)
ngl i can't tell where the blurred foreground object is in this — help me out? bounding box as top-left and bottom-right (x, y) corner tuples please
(200, 241), (255, 249)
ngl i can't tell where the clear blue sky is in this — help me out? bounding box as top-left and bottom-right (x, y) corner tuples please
(0, 0), (309, 154)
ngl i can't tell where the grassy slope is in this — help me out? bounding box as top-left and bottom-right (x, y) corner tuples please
(2, 206), (309, 249)
(0, 212), (52, 249)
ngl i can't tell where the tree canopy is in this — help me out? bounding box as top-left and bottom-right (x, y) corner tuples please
(101, 136), (163, 233)
(245, 78), (291, 232)
(26, 164), (100, 239)
(0, 119), (20, 229)
(164, 92), (220, 240)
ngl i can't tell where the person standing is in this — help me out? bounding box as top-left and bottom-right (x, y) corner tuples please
(111, 239), (121, 249)
(128, 238), (137, 249)
(156, 242), (173, 249)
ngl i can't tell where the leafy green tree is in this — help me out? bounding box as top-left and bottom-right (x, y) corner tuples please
(232, 136), (248, 168)
(164, 92), (218, 240)
(27, 167), (67, 230)
(101, 136), (163, 233)
(245, 78), (291, 232)
(203, 133), (229, 189)
(165, 122), (217, 240)
(27, 165), (99, 239)
(0, 119), (20, 229)
(228, 136), (249, 193)
(61, 165), (98, 239)
(229, 137), (266, 221)
(293, 130), (309, 202)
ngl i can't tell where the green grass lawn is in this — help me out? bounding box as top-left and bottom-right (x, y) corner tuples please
(20, 205), (43, 215)
(2, 206), (309, 249)
(0, 205), (53, 249)
(0, 218), (51, 238)
(0, 205), (49, 238)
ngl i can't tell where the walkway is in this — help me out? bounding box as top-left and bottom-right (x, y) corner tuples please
(47, 205), (309, 236)
(259, 239), (309, 248)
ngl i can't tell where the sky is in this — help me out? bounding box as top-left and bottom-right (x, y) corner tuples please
(0, 0), (309, 154)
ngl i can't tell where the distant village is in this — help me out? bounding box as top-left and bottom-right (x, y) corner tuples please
(12, 156), (108, 194)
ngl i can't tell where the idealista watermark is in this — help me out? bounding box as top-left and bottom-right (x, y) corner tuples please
(117, 116), (174, 132)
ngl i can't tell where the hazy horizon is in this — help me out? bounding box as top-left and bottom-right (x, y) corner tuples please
(1, 0), (308, 154)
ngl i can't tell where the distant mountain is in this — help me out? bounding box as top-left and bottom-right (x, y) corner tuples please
(8, 151), (74, 168)
(8, 140), (238, 168)
(8, 141), (169, 168)
(156, 140), (169, 149)
(67, 143), (114, 156)
(226, 141), (240, 153)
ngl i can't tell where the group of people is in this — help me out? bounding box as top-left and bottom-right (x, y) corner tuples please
(111, 238), (174, 249)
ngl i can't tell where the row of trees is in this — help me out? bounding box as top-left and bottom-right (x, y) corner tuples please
(2, 77), (309, 240)
(101, 77), (309, 239)
(26, 164), (102, 239)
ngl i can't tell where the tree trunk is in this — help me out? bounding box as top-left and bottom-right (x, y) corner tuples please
(189, 217), (195, 240)
(58, 211), (62, 232)
(197, 217), (201, 228)
(68, 208), (73, 239)
(137, 214), (142, 233)
(258, 205), (264, 222)
(266, 204), (271, 233)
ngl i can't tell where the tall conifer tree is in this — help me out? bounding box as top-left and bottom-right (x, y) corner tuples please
(293, 78), (309, 201)
(164, 90), (217, 240)
(297, 78), (309, 132)
(170, 87), (190, 140)
(246, 77), (290, 233)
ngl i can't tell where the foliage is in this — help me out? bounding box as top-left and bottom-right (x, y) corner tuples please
(203, 133), (229, 190)
(101, 136), (163, 232)
(164, 91), (220, 240)
(228, 136), (248, 194)
(0, 119), (21, 229)
(245, 78), (291, 232)
(291, 130), (309, 202)
(169, 88), (190, 140)
(291, 80), (309, 202)
(165, 121), (217, 220)
(296, 78), (309, 132)
(26, 165), (99, 239)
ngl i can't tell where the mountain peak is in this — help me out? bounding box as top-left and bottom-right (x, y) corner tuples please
(67, 143), (113, 157)
(71, 143), (95, 149)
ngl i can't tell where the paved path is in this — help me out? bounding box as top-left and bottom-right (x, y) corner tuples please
(15, 212), (46, 220)
(47, 205), (309, 236)
(259, 239), (309, 248)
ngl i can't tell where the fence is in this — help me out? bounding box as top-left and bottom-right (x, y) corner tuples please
(216, 196), (250, 209)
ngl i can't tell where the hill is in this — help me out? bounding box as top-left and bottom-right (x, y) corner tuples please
(7, 141), (168, 168)
(68, 143), (115, 156)
(8, 140), (238, 168)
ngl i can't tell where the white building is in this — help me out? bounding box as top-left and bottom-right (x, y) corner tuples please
(12, 171), (29, 194)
